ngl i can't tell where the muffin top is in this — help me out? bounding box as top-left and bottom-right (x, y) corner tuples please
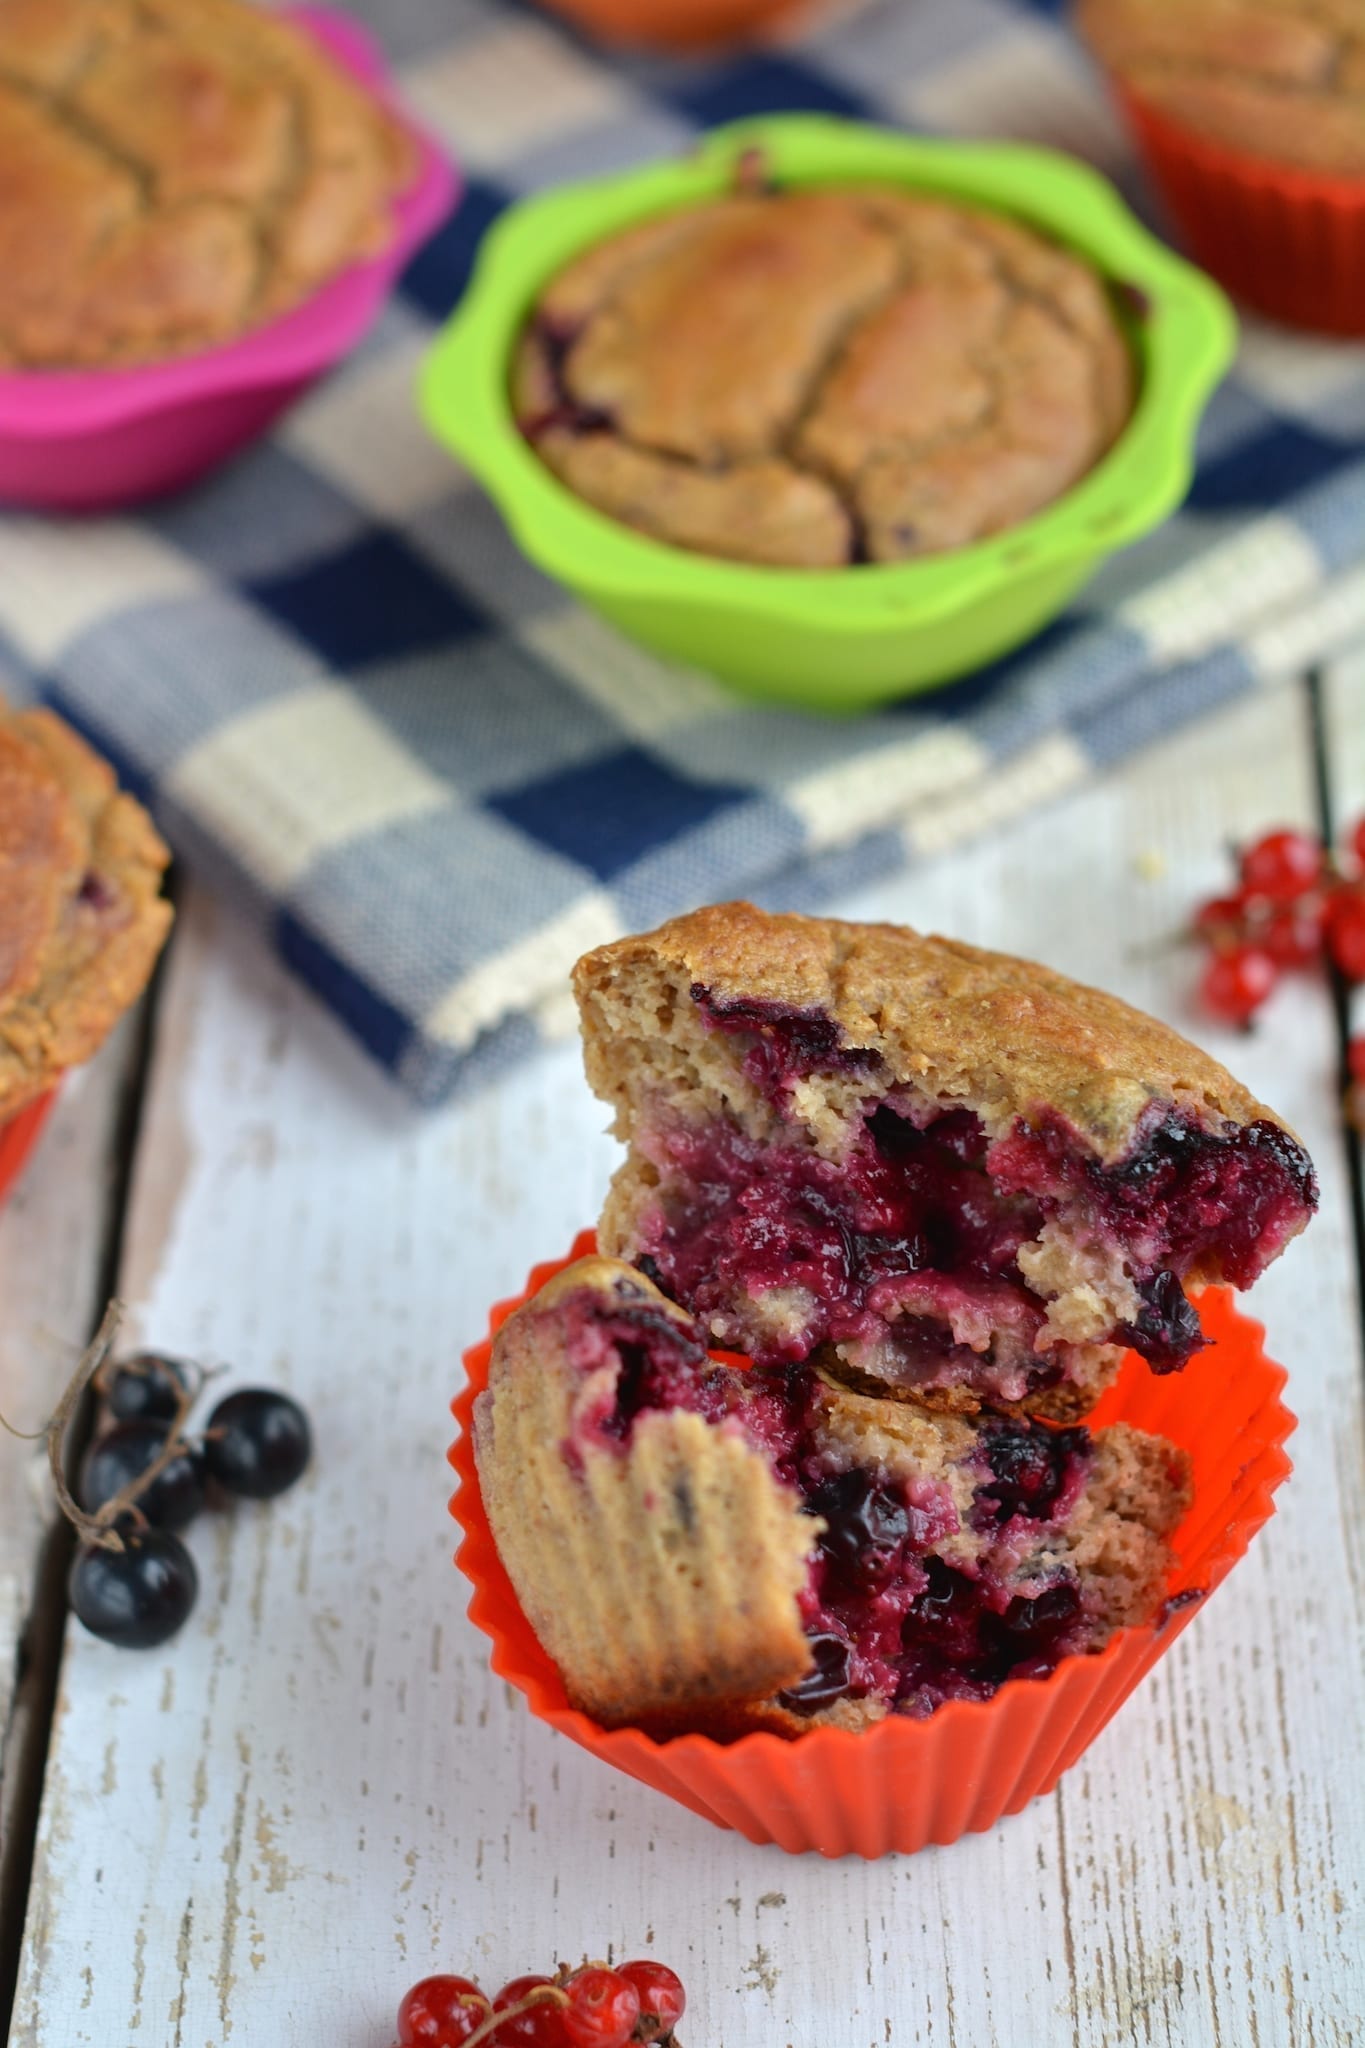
(0, 697), (172, 1120)
(0, 0), (418, 369)
(1075, 0), (1365, 177)
(513, 181), (1135, 569)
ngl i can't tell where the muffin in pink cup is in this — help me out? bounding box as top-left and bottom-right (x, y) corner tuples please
(0, 2), (459, 511)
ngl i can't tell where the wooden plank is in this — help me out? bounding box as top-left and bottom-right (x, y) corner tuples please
(0, 1025), (143, 2000)
(8, 683), (1364, 2048)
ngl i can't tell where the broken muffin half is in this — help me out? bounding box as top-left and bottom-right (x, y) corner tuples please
(473, 1258), (1191, 1734)
(573, 905), (1315, 1420)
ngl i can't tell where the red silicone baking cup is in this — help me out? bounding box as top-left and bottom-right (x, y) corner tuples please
(450, 1231), (1294, 1858)
(1115, 81), (1365, 337)
(0, 1090), (58, 1210)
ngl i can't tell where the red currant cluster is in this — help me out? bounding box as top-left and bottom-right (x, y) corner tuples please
(1193, 823), (1365, 1025)
(392, 1960), (685, 2048)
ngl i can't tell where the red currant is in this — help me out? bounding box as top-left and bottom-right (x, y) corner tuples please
(398, 1976), (490, 2047)
(561, 1968), (641, 2048)
(1199, 945), (1277, 1024)
(1328, 894), (1365, 981)
(1350, 816), (1365, 871)
(1239, 828), (1322, 902)
(1261, 897), (1326, 967)
(619, 1961), (686, 2040)
(1348, 1034), (1365, 1082)
(490, 1977), (569, 2047)
(1192, 893), (1248, 947)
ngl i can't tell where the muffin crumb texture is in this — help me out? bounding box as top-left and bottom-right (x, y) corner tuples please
(0, 0), (418, 368)
(514, 184), (1136, 567)
(475, 1256), (1192, 1733)
(1076, 0), (1365, 177)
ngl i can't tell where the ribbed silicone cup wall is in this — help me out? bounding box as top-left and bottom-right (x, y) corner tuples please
(449, 1230), (1295, 1859)
(1117, 82), (1365, 339)
(0, 1090), (58, 1209)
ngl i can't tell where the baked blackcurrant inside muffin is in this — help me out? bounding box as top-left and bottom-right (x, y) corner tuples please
(573, 905), (1315, 1419)
(474, 1258), (1191, 1732)
(513, 180), (1135, 568)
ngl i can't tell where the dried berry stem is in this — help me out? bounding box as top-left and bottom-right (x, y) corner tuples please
(462, 1987), (568, 2048)
(41, 1302), (200, 1554)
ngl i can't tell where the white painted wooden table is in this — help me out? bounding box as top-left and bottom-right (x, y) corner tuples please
(2, 670), (1363, 2048)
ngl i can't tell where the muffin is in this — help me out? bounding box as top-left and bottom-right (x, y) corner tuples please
(473, 1254), (1191, 1733)
(1075, 0), (1365, 178)
(1075, 0), (1365, 335)
(0, 0), (418, 369)
(513, 183), (1136, 568)
(1, 697), (173, 1120)
(573, 904), (1316, 1418)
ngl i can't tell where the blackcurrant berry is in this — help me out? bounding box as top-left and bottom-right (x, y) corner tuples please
(203, 1389), (311, 1500)
(100, 1352), (196, 1425)
(78, 1420), (206, 1532)
(807, 1468), (909, 1589)
(69, 1528), (198, 1648)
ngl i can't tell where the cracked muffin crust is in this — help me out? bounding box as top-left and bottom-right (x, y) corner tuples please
(1076, 0), (1365, 177)
(513, 182), (1136, 567)
(0, 697), (172, 1120)
(474, 1256), (1191, 1732)
(574, 905), (1316, 1419)
(0, 0), (419, 369)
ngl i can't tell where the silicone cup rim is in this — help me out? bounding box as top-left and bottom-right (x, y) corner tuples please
(0, 5), (460, 438)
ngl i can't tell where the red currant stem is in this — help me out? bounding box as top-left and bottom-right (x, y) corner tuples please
(462, 1987), (569, 2048)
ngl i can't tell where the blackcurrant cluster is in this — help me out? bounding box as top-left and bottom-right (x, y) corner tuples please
(69, 1350), (311, 1650)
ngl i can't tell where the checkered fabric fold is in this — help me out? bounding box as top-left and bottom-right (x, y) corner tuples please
(5, 0), (1365, 1103)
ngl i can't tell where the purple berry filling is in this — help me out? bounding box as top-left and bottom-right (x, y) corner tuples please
(560, 1288), (1097, 1715)
(520, 318), (617, 440)
(75, 870), (115, 913)
(632, 994), (1317, 1390)
(693, 985), (883, 1100)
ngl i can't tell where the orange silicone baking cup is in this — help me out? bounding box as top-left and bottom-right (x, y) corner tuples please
(0, 1090), (58, 1210)
(535, 0), (804, 51)
(449, 1231), (1295, 1858)
(1116, 81), (1365, 337)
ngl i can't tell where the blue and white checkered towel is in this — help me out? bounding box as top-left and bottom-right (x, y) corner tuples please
(6, 0), (1365, 1104)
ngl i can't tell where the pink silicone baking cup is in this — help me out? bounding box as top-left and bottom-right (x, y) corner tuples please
(1116, 81), (1365, 337)
(0, 8), (460, 511)
(450, 1231), (1295, 1858)
(0, 1090), (59, 1209)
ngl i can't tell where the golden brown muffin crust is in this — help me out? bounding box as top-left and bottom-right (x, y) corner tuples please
(1075, 0), (1365, 176)
(575, 901), (1286, 1167)
(0, 0), (418, 368)
(516, 183), (1135, 569)
(0, 698), (172, 1119)
(573, 905), (1311, 1416)
(474, 1257), (817, 1731)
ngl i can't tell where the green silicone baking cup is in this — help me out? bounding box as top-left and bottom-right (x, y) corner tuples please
(421, 116), (1236, 715)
